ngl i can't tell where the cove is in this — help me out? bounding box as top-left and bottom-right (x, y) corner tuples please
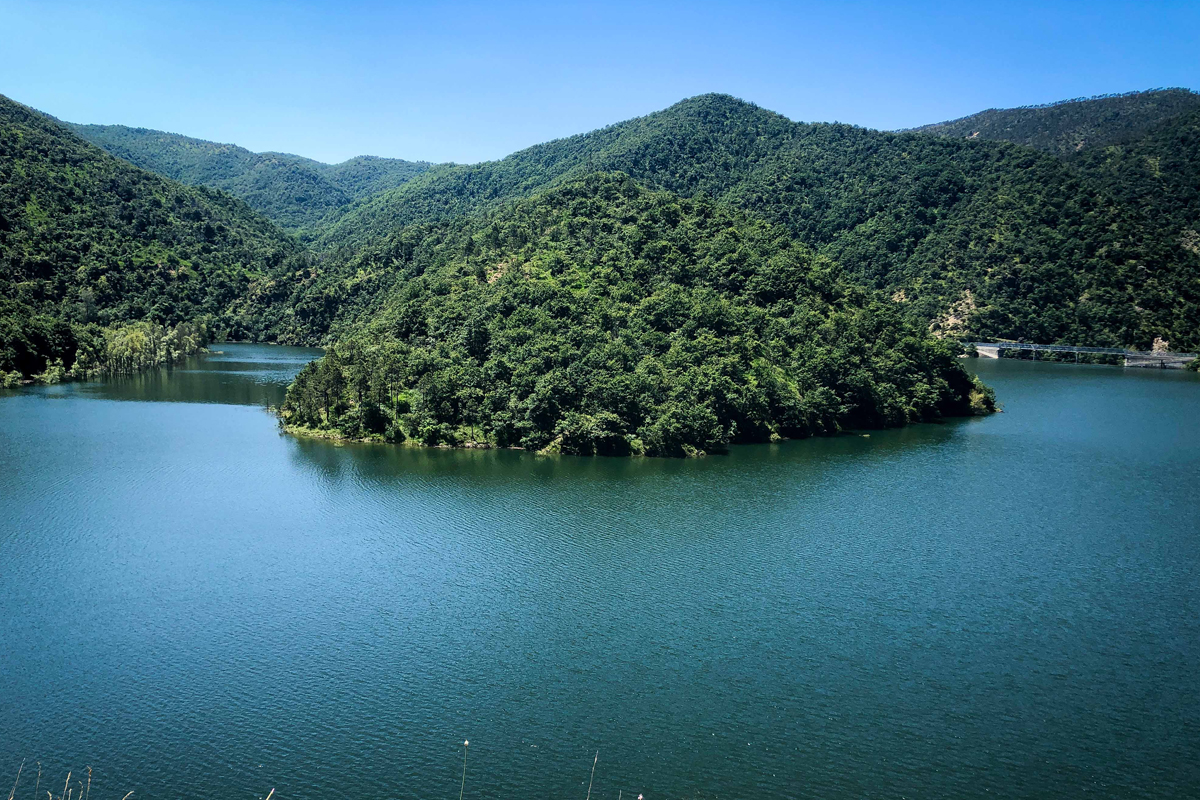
(1, 345), (1198, 800)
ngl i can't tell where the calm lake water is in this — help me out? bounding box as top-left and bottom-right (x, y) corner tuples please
(1, 345), (1198, 800)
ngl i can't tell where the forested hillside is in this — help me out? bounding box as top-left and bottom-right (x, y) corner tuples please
(7, 87), (1198, 451)
(301, 93), (1200, 351)
(55, 93), (1200, 353)
(909, 89), (1200, 157)
(67, 123), (434, 230)
(0, 94), (304, 380)
(313, 95), (800, 250)
(282, 174), (992, 455)
(1066, 108), (1200, 344)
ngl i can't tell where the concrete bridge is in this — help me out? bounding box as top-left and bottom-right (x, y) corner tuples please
(969, 342), (1197, 369)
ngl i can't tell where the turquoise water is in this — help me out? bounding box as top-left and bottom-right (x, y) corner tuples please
(1, 346), (1198, 799)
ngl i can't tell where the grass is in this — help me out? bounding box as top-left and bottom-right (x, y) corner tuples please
(8, 747), (637, 800)
(6, 763), (146, 800)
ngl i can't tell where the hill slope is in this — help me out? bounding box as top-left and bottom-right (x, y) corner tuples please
(282, 173), (992, 455)
(0, 94), (302, 378)
(314, 94), (800, 250)
(66, 123), (434, 230)
(298, 93), (1200, 351)
(908, 89), (1200, 157)
(1063, 107), (1200, 343)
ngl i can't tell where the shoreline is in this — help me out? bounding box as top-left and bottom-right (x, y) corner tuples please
(279, 411), (997, 457)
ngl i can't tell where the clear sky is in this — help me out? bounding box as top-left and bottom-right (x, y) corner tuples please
(2, 0), (1197, 164)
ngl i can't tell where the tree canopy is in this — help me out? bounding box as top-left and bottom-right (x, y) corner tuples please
(296, 93), (1200, 352)
(908, 88), (1200, 157)
(281, 174), (992, 456)
(67, 123), (434, 231)
(9, 86), (1200, 455)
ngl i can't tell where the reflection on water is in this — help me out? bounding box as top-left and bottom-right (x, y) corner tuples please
(1, 352), (1198, 800)
(31, 342), (323, 407)
(289, 415), (967, 485)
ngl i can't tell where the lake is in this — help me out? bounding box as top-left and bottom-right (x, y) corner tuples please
(1, 345), (1198, 800)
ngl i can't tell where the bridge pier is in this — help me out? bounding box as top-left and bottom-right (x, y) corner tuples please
(968, 341), (1196, 368)
(1124, 353), (1195, 369)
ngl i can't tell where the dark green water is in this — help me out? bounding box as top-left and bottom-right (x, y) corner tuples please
(1, 345), (1198, 800)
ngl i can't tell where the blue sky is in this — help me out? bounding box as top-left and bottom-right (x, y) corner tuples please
(2, 0), (1197, 164)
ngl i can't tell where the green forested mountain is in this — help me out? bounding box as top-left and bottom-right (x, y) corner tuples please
(909, 89), (1200, 157)
(299, 93), (1200, 351)
(1065, 107), (1200, 343)
(66, 123), (434, 230)
(7, 87), (1199, 452)
(282, 174), (992, 455)
(0, 93), (303, 379)
(36, 92), (1200, 358)
(0, 91), (990, 453)
(313, 95), (800, 250)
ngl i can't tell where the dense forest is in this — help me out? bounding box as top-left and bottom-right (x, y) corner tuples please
(281, 174), (993, 455)
(1, 312), (210, 387)
(6, 86), (1199, 453)
(278, 93), (1200, 351)
(63, 91), (1200, 352)
(909, 88), (1200, 157)
(0, 93), (303, 380)
(66, 123), (434, 231)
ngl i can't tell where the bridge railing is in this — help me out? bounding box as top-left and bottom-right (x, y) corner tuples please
(966, 342), (1197, 358)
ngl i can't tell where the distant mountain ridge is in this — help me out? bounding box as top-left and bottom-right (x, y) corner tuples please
(66, 123), (436, 230)
(907, 88), (1200, 157)
(282, 92), (1200, 352)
